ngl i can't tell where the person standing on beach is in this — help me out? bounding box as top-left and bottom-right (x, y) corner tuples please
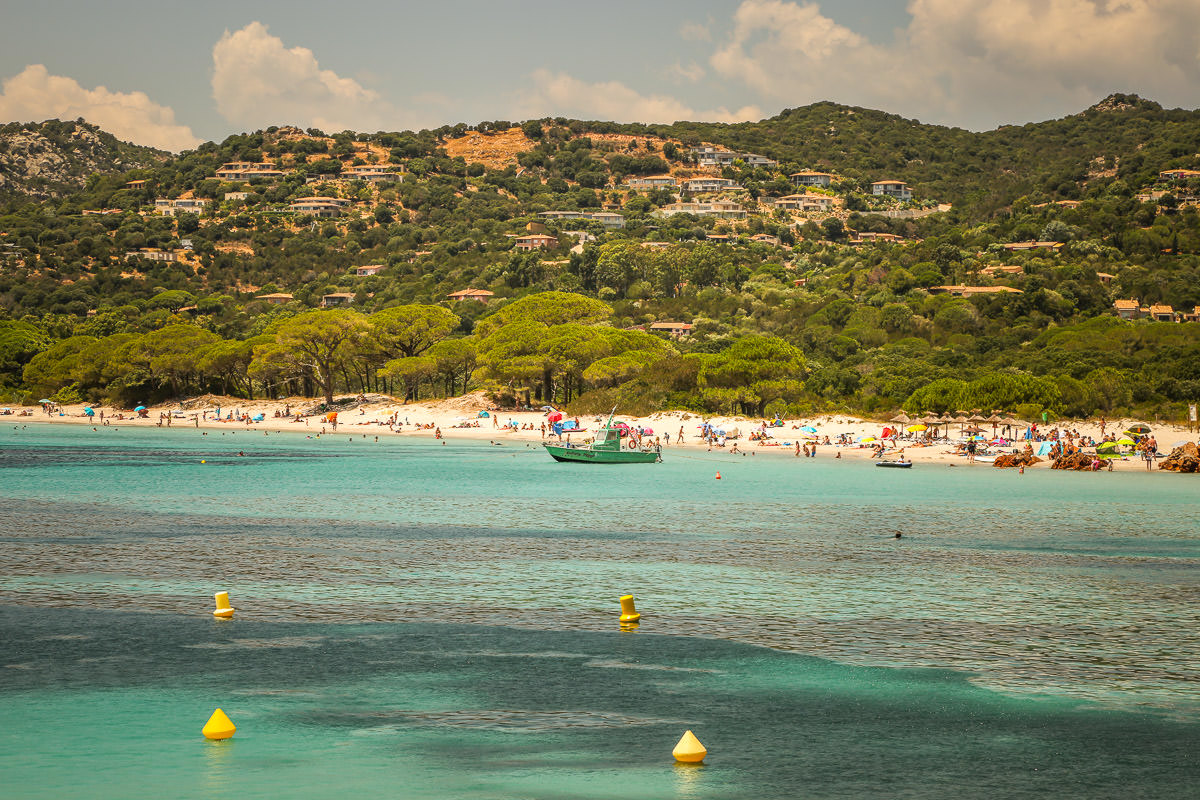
(677, 426), (684, 444)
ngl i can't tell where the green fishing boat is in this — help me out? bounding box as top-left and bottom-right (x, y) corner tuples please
(543, 410), (661, 464)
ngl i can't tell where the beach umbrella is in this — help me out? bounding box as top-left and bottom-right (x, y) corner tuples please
(1116, 436), (1135, 446)
(890, 412), (911, 424)
(38, 398), (51, 404)
(134, 406), (147, 411)
(800, 425), (818, 433)
(971, 435), (986, 441)
(861, 436), (877, 443)
(906, 424), (926, 432)
(1126, 423), (1151, 434)
(83, 407), (94, 417)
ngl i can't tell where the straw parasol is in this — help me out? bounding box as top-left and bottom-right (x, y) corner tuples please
(890, 411), (911, 425)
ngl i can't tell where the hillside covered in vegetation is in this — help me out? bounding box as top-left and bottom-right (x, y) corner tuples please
(2, 95), (1199, 422)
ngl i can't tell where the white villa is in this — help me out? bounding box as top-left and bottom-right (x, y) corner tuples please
(789, 171), (834, 188)
(538, 211), (625, 229)
(871, 180), (912, 201)
(125, 248), (177, 262)
(654, 201), (747, 220)
(216, 162), (287, 181)
(289, 197), (348, 218)
(626, 175), (678, 191)
(681, 177), (743, 193)
(773, 194), (834, 212)
(690, 147), (777, 168)
(155, 197), (210, 216)
(343, 165), (401, 183)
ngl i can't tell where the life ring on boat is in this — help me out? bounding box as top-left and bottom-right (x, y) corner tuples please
(627, 440), (638, 449)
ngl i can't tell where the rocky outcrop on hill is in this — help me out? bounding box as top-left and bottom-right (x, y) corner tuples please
(1159, 442), (1200, 473)
(0, 119), (165, 199)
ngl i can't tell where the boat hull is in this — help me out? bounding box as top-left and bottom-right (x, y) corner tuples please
(544, 444), (660, 464)
(876, 461), (912, 468)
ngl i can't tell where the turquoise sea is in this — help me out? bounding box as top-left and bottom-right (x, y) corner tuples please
(0, 423), (1197, 798)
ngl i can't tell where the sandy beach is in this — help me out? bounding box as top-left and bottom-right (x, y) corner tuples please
(7, 393), (1193, 473)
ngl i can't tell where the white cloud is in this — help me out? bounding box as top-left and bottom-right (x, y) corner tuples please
(709, 0), (1200, 128)
(668, 61), (707, 83)
(710, 1), (926, 117)
(521, 69), (761, 124)
(680, 21), (713, 42)
(0, 64), (200, 151)
(212, 22), (396, 132)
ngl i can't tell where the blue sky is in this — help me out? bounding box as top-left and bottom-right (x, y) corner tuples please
(2, 1), (1198, 151)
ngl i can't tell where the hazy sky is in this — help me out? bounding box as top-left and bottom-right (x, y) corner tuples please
(2, 0), (1198, 151)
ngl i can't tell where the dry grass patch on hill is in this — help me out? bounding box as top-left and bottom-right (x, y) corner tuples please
(442, 128), (535, 170)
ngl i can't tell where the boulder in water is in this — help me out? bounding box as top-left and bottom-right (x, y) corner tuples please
(1051, 452), (1097, 471)
(993, 453), (1043, 469)
(1159, 441), (1200, 473)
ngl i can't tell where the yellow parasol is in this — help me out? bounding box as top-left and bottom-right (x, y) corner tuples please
(906, 424), (927, 432)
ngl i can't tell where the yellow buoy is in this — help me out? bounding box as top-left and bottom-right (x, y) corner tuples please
(200, 460), (206, 464)
(212, 591), (235, 619)
(672, 729), (706, 764)
(618, 594), (641, 624)
(202, 708), (236, 740)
